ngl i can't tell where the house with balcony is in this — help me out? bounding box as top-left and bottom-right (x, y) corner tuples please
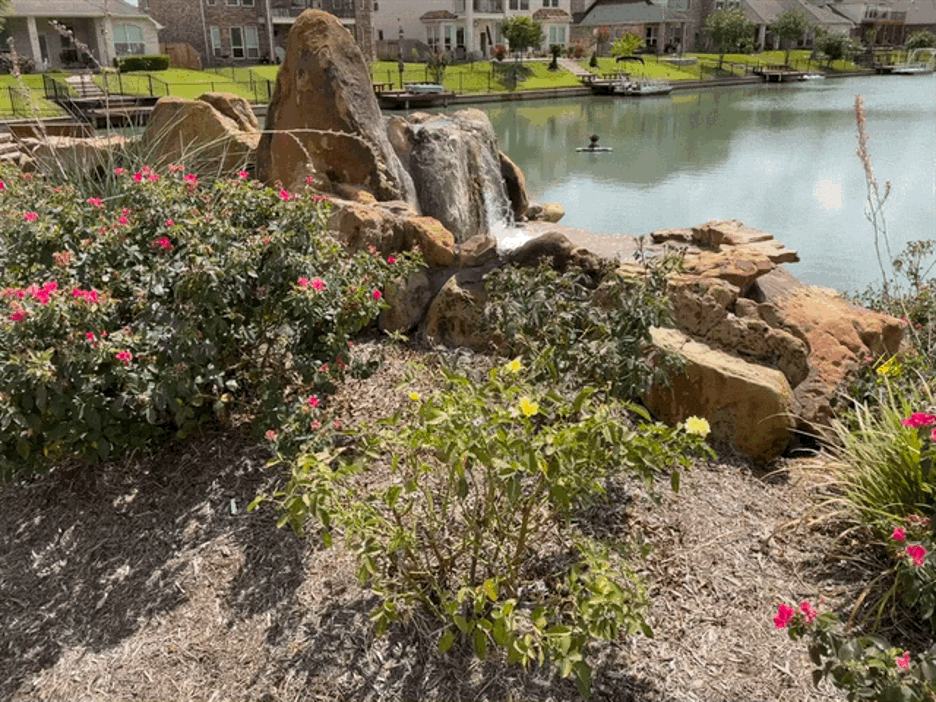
(143, 0), (374, 67)
(412, 0), (573, 58)
(573, 0), (693, 54)
(0, 0), (161, 70)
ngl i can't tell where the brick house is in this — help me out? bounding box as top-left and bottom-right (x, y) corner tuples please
(142, 0), (375, 66)
(0, 0), (161, 70)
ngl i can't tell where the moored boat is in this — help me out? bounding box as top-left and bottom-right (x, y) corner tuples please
(613, 78), (673, 96)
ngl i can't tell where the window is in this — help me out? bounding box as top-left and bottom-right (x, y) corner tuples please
(242, 0), (254, 6)
(373, 1), (379, 9)
(509, 0), (517, 9)
(456, 27), (465, 47)
(113, 23), (145, 55)
(444, 25), (452, 50)
(520, 0), (529, 9)
(231, 27), (244, 58)
(206, 0), (216, 5)
(227, 0), (239, 6)
(378, 29), (384, 40)
(549, 25), (565, 44)
(244, 26), (260, 59)
(210, 25), (222, 57)
(291, 0), (307, 6)
(543, 0), (558, 6)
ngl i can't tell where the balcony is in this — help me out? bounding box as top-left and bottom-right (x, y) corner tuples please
(271, 0), (356, 22)
(473, 0), (504, 13)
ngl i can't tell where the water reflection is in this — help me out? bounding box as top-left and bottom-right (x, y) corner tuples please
(473, 74), (935, 291)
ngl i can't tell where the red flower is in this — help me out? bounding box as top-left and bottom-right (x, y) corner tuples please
(9, 308), (26, 322)
(265, 429), (277, 441)
(87, 197), (103, 207)
(798, 600), (818, 624)
(907, 544), (927, 567)
(310, 420), (322, 430)
(279, 188), (291, 201)
(133, 172), (143, 182)
(372, 290), (382, 300)
(387, 256), (396, 264)
(773, 603), (795, 629)
(148, 173), (159, 182)
(117, 215), (129, 226)
(897, 651), (911, 670)
(165, 219), (174, 227)
(23, 212), (38, 221)
(901, 412), (936, 428)
(238, 170), (249, 179)
(114, 168), (126, 175)
(893, 527), (906, 542)
(151, 237), (173, 251)
(308, 396), (320, 408)
(115, 350), (133, 365)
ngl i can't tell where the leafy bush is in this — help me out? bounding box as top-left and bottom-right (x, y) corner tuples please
(114, 54), (170, 72)
(484, 253), (683, 401)
(255, 359), (713, 696)
(0, 164), (420, 478)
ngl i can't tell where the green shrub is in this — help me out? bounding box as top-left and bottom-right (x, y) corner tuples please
(114, 54), (170, 72)
(0, 164), (420, 478)
(484, 253), (683, 401)
(254, 359), (713, 696)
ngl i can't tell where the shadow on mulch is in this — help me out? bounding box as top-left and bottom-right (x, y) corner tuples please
(0, 425), (304, 699)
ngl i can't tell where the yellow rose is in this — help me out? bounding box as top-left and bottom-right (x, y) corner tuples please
(684, 416), (711, 438)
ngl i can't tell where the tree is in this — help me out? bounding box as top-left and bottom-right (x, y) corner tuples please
(815, 28), (863, 67)
(499, 16), (545, 62)
(769, 8), (812, 66)
(548, 43), (562, 70)
(0, 0), (10, 33)
(705, 9), (754, 69)
(610, 31), (643, 58)
(906, 29), (936, 51)
(594, 26), (612, 56)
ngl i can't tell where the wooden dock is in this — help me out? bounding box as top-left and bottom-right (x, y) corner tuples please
(754, 64), (806, 82)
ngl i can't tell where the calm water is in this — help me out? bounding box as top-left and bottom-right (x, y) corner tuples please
(480, 75), (936, 292)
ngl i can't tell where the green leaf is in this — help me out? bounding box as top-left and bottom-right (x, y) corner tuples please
(438, 629), (455, 653)
(482, 579), (498, 602)
(453, 614), (471, 633)
(670, 469), (680, 493)
(385, 485), (402, 509)
(473, 628), (487, 659)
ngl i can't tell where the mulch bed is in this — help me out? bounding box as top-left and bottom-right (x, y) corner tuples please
(1, 340), (883, 701)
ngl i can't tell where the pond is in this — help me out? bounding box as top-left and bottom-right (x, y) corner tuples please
(480, 74), (936, 293)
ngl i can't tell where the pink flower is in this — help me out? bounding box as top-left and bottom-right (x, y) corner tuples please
(773, 603), (795, 629)
(333, 420), (341, 430)
(319, 363), (329, 373)
(72, 288), (100, 304)
(23, 212), (37, 221)
(798, 600), (818, 624)
(279, 188), (291, 201)
(0, 179), (5, 190)
(117, 215), (129, 226)
(265, 429), (277, 441)
(312, 278), (326, 291)
(115, 350), (133, 365)
(141, 166), (151, 174)
(165, 219), (174, 227)
(311, 194), (330, 203)
(86, 332), (96, 341)
(372, 290), (382, 300)
(897, 651), (911, 670)
(387, 256), (396, 264)
(238, 170), (249, 179)
(298, 277), (310, 288)
(907, 544), (927, 567)
(169, 164), (184, 173)
(184, 173), (198, 187)
(893, 527), (907, 542)
(308, 396), (320, 408)
(310, 420), (321, 430)
(901, 412), (936, 428)
(148, 173), (159, 182)
(114, 167), (126, 175)
(87, 197), (103, 207)
(152, 237), (172, 251)
(9, 309), (26, 322)
(133, 172), (143, 182)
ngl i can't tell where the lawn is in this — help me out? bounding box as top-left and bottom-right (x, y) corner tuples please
(370, 59), (581, 93)
(0, 74), (66, 118)
(96, 68), (269, 102)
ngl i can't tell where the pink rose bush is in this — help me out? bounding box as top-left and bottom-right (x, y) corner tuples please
(0, 160), (421, 477)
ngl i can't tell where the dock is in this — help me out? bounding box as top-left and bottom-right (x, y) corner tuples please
(753, 64), (806, 82)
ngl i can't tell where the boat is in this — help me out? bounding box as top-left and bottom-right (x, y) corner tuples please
(614, 78), (673, 96)
(799, 73), (825, 80)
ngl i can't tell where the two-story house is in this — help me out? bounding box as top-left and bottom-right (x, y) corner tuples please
(143, 0), (374, 66)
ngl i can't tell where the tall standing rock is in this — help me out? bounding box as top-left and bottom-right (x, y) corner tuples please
(256, 10), (415, 203)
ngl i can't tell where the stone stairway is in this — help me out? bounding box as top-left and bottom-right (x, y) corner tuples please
(64, 73), (107, 100)
(0, 131), (31, 168)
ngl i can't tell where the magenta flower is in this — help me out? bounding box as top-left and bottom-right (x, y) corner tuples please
(165, 219), (174, 227)
(151, 237), (172, 251)
(168, 164), (184, 173)
(279, 188), (291, 201)
(306, 175), (314, 184)
(901, 412), (936, 428)
(133, 172), (143, 182)
(298, 277), (310, 288)
(115, 350), (133, 365)
(148, 173), (159, 182)
(117, 215), (129, 226)
(86, 332), (95, 341)
(72, 288), (100, 304)
(312, 278), (326, 291)
(23, 212), (38, 221)
(87, 197), (103, 207)
(265, 429), (277, 441)
(798, 600), (818, 624)
(893, 527), (907, 542)
(310, 420), (321, 430)
(773, 603), (795, 629)
(184, 173), (198, 186)
(897, 651), (911, 670)
(907, 544), (927, 567)
(0, 179), (5, 190)
(372, 290), (382, 300)
(387, 256), (396, 264)
(9, 309), (26, 322)
(238, 170), (249, 179)
(114, 167), (126, 175)
(308, 396), (320, 408)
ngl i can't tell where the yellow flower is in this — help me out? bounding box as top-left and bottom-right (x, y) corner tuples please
(684, 416), (711, 438)
(505, 358), (523, 374)
(519, 397), (539, 417)
(409, 391), (421, 401)
(876, 357), (902, 379)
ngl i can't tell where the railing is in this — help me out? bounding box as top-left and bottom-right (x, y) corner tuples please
(204, 67), (276, 102)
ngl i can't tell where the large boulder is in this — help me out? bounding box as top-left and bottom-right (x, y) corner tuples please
(142, 94), (259, 174)
(499, 150), (529, 220)
(424, 268), (490, 350)
(29, 134), (131, 175)
(645, 327), (796, 463)
(403, 109), (513, 242)
(256, 10), (415, 202)
(402, 217), (456, 268)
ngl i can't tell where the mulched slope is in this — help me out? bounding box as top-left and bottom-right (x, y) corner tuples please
(0, 341), (863, 701)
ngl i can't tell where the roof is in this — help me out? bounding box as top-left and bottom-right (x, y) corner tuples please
(578, 0), (667, 27)
(9, 0), (155, 19)
(743, 0), (787, 24)
(743, 0), (853, 27)
(419, 10), (459, 20)
(906, 0), (936, 25)
(532, 8), (572, 20)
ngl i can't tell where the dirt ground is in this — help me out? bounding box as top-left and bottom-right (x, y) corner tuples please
(1, 341), (882, 702)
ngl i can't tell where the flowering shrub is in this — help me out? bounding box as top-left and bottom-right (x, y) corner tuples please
(253, 360), (714, 696)
(0, 163), (420, 478)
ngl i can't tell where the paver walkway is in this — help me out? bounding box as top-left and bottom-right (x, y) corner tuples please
(557, 57), (592, 80)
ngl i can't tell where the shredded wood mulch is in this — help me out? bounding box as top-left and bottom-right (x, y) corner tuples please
(1, 341), (886, 702)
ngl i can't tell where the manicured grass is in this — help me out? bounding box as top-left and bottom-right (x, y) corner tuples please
(0, 74), (66, 118)
(370, 59), (581, 93)
(96, 68), (266, 102)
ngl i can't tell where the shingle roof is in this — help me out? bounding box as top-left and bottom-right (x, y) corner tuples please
(578, 0), (666, 27)
(9, 0), (152, 18)
(419, 9), (459, 20)
(532, 8), (572, 20)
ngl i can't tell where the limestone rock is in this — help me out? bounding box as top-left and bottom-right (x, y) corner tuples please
(143, 96), (259, 174)
(403, 216), (456, 268)
(645, 327), (796, 463)
(405, 109), (513, 242)
(652, 219), (800, 266)
(424, 269), (490, 350)
(256, 10), (415, 202)
(30, 134), (131, 175)
(457, 234), (499, 268)
(326, 199), (405, 254)
(379, 269), (434, 333)
(507, 231), (609, 280)
(196, 92), (259, 131)
(333, 183), (378, 204)
(499, 150), (529, 220)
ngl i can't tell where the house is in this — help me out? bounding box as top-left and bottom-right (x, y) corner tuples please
(573, 0), (693, 54)
(142, 0), (375, 66)
(0, 0), (162, 70)
(397, 0), (573, 59)
(742, 0), (852, 51)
